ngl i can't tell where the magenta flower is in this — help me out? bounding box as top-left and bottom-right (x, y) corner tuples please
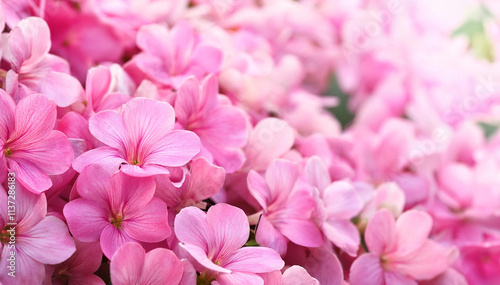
(125, 22), (222, 88)
(174, 203), (284, 284)
(175, 75), (248, 172)
(247, 159), (323, 255)
(47, 240), (104, 285)
(0, 184), (76, 285)
(72, 97), (201, 177)
(110, 242), (183, 285)
(0, 92), (73, 193)
(350, 209), (452, 285)
(63, 164), (171, 258)
(4, 17), (84, 107)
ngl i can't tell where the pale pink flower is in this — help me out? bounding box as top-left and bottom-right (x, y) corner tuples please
(155, 157), (225, 212)
(45, 240), (104, 285)
(63, 164), (170, 258)
(174, 203), (284, 285)
(72, 97), (201, 177)
(247, 159), (323, 255)
(0, 92), (73, 193)
(305, 156), (363, 256)
(261, 266), (319, 285)
(125, 22), (222, 88)
(4, 17), (84, 107)
(0, 184), (76, 285)
(110, 242), (183, 285)
(350, 209), (451, 285)
(175, 75), (248, 172)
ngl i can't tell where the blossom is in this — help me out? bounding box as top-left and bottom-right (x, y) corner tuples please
(305, 156), (363, 256)
(247, 159), (323, 255)
(125, 22), (222, 88)
(63, 164), (170, 258)
(174, 203), (284, 284)
(175, 75), (248, 172)
(0, 184), (76, 285)
(46, 240), (104, 285)
(0, 92), (73, 193)
(110, 242), (183, 285)
(4, 17), (84, 107)
(72, 97), (201, 177)
(350, 209), (452, 285)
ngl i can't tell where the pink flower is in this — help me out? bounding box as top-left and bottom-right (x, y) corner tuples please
(350, 209), (452, 285)
(0, 184), (76, 285)
(110, 242), (183, 285)
(305, 156), (363, 256)
(46, 240), (104, 285)
(63, 164), (170, 258)
(125, 22), (222, 88)
(174, 203), (284, 285)
(72, 97), (201, 177)
(4, 17), (84, 107)
(262, 266), (319, 285)
(155, 157), (226, 212)
(0, 92), (74, 193)
(175, 75), (248, 172)
(247, 159), (323, 255)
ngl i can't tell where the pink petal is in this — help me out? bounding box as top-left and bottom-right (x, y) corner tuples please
(12, 184), (47, 230)
(100, 225), (136, 259)
(364, 209), (396, 256)
(322, 219), (360, 256)
(7, 17), (50, 71)
(206, 203), (250, 259)
(145, 130), (201, 167)
(122, 198), (170, 243)
(63, 199), (109, 242)
(115, 171), (156, 214)
(223, 247), (284, 273)
(141, 248), (183, 285)
(18, 216), (76, 264)
(384, 271), (417, 285)
(174, 206), (213, 252)
(67, 240), (103, 275)
(110, 242), (144, 285)
(394, 210), (432, 256)
(11, 130), (73, 175)
(247, 170), (271, 211)
(244, 118), (295, 171)
(190, 45), (222, 73)
(186, 157), (225, 202)
(68, 274), (105, 285)
(88, 111), (129, 153)
(391, 240), (449, 280)
(8, 157), (52, 193)
(349, 254), (385, 285)
(0, 246), (44, 285)
(120, 163), (170, 177)
(0, 90), (15, 140)
(75, 163), (115, 208)
(72, 147), (126, 173)
(136, 24), (170, 58)
(175, 76), (201, 125)
(11, 94), (56, 146)
(255, 216), (288, 255)
(323, 181), (363, 220)
(214, 272), (263, 285)
(179, 243), (230, 274)
(283, 266), (320, 285)
(279, 218), (323, 248)
(265, 159), (298, 205)
(304, 247), (344, 285)
(305, 156), (331, 192)
(39, 71), (83, 107)
(122, 98), (175, 154)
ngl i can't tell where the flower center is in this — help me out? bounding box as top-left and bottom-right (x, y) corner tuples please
(0, 226), (15, 244)
(4, 148), (12, 157)
(131, 160), (140, 165)
(110, 213), (123, 229)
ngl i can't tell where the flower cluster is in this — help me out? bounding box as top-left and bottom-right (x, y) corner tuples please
(1, 0), (500, 284)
